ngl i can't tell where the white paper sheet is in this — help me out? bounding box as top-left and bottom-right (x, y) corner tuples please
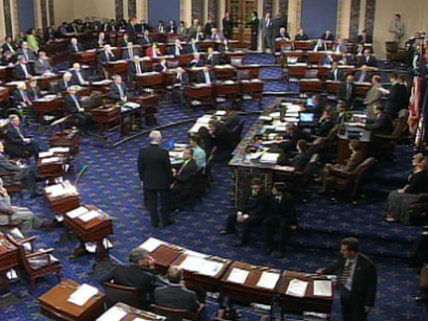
(256, 271), (280, 290)
(179, 256), (205, 272)
(259, 153), (279, 164)
(78, 210), (101, 223)
(96, 306), (127, 321)
(138, 237), (165, 252)
(68, 283), (99, 306)
(227, 268), (249, 284)
(313, 280), (332, 297)
(198, 260), (224, 277)
(286, 279), (308, 297)
(66, 206), (89, 219)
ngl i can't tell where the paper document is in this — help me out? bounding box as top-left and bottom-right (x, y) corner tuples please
(259, 153), (279, 164)
(50, 147), (70, 153)
(68, 283), (98, 306)
(179, 256), (204, 272)
(67, 206), (89, 219)
(139, 237), (165, 252)
(227, 268), (249, 284)
(198, 260), (224, 277)
(286, 279), (308, 297)
(78, 210), (101, 223)
(257, 271), (280, 290)
(41, 157), (61, 164)
(313, 280), (332, 297)
(39, 151), (54, 158)
(96, 306), (127, 321)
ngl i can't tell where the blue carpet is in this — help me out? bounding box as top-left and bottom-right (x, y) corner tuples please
(1, 54), (426, 321)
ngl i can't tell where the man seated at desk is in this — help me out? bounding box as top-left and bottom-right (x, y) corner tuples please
(334, 37), (347, 54)
(13, 82), (33, 110)
(56, 71), (73, 93)
(354, 65), (372, 83)
(27, 78), (42, 101)
(321, 30), (335, 41)
(294, 28), (309, 41)
(315, 108), (336, 137)
(129, 56), (145, 79)
(170, 148), (198, 211)
(33, 51), (54, 75)
(189, 53), (204, 68)
(69, 37), (83, 53)
(364, 105), (394, 135)
(2, 36), (16, 55)
(70, 62), (90, 86)
(14, 55), (32, 80)
(208, 119), (233, 160)
(102, 247), (158, 308)
(357, 48), (377, 67)
(1, 50), (16, 66)
(154, 266), (202, 313)
(205, 47), (220, 66)
(220, 178), (269, 246)
(5, 114), (40, 161)
(196, 66), (216, 85)
(278, 123), (311, 152)
(17, 41), (36, 62)
(263, 183), (298, 256)
(276, 27), (291, 42)
(190, 38), (200, 54)
(141, 30), (152, 45)
(170, 38), (185, 57)
(99, 44), (117, 64)
(109, 74), (129, 103)
(210, 27), (223, 42)
(329, 62), (343, 81)
(358, 29), (373, 44)
(122, 42), (140, 60)
(0, 141), (41, 197)
(65, 87), (94, 135)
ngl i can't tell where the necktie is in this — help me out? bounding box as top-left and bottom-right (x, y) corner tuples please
(175, 46), (180, 56)
(136, 62), (141, 74)
(74, 44), (78, 52)
(106, 52), (110, 62)
(118, 85), (124, 100)
(347, 84), (351, 99)
(24, 51), (29, 61)
(21, 91), (30, 104)
(33, 89), (39, 100)
(340, 260), (353, 289)
(72, 95), (82, 111)
(359, 72), (365, 83)
(77, 71), (84, 84)
(204, 72), (211, 85)
(334, 70), (338, 81)
(15, 126), (25, 141)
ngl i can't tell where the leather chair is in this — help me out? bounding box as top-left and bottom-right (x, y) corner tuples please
(6, 234), (62, 291)
(407, 194), (428, 225)
(103, 281), (144, 309)
(326, 157), (377, 199)
(151, 304), (204, 321)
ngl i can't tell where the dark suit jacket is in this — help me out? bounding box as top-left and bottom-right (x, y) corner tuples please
(205, 54), (220, 66)
(267, 193), (297, 226)
(17, 49), (36, 61)
(70, 69), (88, 86)
(138, 144), (173, 190)
(175, 159), (198, 189)
(98, 51), (117, 64)
(108, 84), (128, 101)
(0, 153), (23, 175)
(154, 284), (199, 312)
(122, 47), (141, 60)
(129, 61), (145, 77)
(69, 43), (84, 53)
(27, 87), (41, 101)
(13, 89), (31, 105)
(357, 34), (373, 44)
(386, 83), (409, 117)
(338, 82), (356, 106)
(366, 113), (394, 135)
(357, 55), (377, 67)
(321, 33), (335, 41)
(196, 71), (216, 84)
(323, 254), (377, 307)
(13, 64), (31, 80)
(1, 42), (16, 54)
(56, 80), (71, 93)
(295, 34), (309, 41)
(33, 59), (53, 75)
(329, 68), (343, 81)
(5, 124), (26, 148)
(64, 95), (84, 114)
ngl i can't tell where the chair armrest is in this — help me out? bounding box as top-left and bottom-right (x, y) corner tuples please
(26, 248), (54, 259)
(329, 168), (352, 179)
(17, 236), (38, 246)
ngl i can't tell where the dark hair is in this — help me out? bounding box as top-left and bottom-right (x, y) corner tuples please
(167, 266), (182, 284)
(341, 237), (360, 252)
(251, 177), (263, 187)
(190, 135), (201, 145)
(390, 73), (398, 80)
(372, 75), (381, 83)
(296, 139), (308, 152)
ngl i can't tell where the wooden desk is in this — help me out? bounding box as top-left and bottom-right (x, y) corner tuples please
(185, 85), (215, 108)
(277, 271), (334, 315)
(213, 66), (236, 81)
(220, 261), (281, 305)
(105, 60), (129, 77)
(150, 244), (183, 274)
(33, 74), (62, 91)
(49, 129), (80, 156)
(98, 302), (166, 321)
(44, 182), (80, 214)
(0, 86), (10, 103)
(90, 104), (121, 131)
(294, 41), (315, 51)
(33, 96), (64, 122)
(0, 233), (19, 290)
(287, 64), (308, 78)
(236, 65), (261, 79)
(39, 279), (105, 321)
(37, 156), (66, 181)
(72, 50), (97, 65)
(299, 79), (323, 92)
(173, 254), (231, 293)
(64, 205), (113, 259)
(135, 72), (164, 90)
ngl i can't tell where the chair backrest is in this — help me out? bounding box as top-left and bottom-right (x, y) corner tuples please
(151, 304), (197, 321)
(103, 282), (142, 309)
(302, 153), (319, 182)
(352, 157), (376, 179)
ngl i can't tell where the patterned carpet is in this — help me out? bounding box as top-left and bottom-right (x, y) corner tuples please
(1, 55), (426, 321)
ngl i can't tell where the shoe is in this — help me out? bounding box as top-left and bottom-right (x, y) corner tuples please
(219, 230), (233, 235)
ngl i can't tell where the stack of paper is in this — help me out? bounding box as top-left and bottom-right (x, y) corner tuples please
(78, 210), (101, 223)
(180, 256), (205, 272)
(259, 153), (279, 164)
(256, 271), (280, 290)
(286, 279), (308, 297)
(139, 237), (165, 252)
(313, 280), (332, 297)
(96, 306), (127, 321)
(66, 206), (89, 219)
(41, 157), (61, 164)
(68, 284), (98, 306)
(50, 147), (70, 153)
(39, 151), (54, 158)
(198, 260), (224, 277)
(227, 268), (249, 284)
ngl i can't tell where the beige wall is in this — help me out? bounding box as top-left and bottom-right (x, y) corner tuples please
(53, 0), (74, 24)
(373, 0), (427, 58)
(72, 0), (116, 20)
(0, 0), (5, 40)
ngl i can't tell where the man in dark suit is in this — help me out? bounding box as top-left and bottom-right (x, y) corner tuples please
(338, 75), (356, 108)
(27, 78), (41, 101)
(321, 30), (335, 41)
(56, 72), (73, 93)
(170, 148), (198, 210)
(222, 12), (233, 40)
(2, 36), (16, 55)
(263, 183), (298, 256)
(204, 17), (215, 37)
(0, 141), (41, 198)
(205, 47), (220, 66)
(385, 73), (409, 118)
(155, 266), (201, 312)
(262, 13), (274, 51)
(17, 42), (36, 62)
(33, 51), (53, 75)
(109, 75), (129, 103)
(294, 28), (309, 41)
(354, 65), (372, 83)
(13, 82), (32, 109)
(196, 67), (216, 85)
(70, 63), (90, 86)
(69, 37), (83, 53)
(166, 20), (177, 34)
(138, 131), (174, 228)
(5, 114), (40, 161)
(365, 105), (394, 135)
(102, 248), (158, 308)
(13, 55), (32, 80)
(122, 42), (140, 60)
(99, 45), (117, 64)
(141, 30), (152, 45)
(64, 87), (93, 134)
(317, 237), (377, 321)
(220, 178), (269, 246)
(129, 56), (145, 80)
(357, 49), (377, 67)
(357, 30), (373, 44)
(329, 62), (343, 81)
(126, 17), (138, 42)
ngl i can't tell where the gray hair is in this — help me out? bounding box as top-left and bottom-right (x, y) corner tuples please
(129, 247), (150, 264)
(149, 130), (162, 144)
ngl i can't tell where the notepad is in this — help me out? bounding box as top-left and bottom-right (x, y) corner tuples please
(198, 260), (224, 277)
(67, 206), (88, 219)
(96, 306), (127, 321)
(257, 271), (280, 290)
(68, 284), (98, 306)
(259, 153), (279, 164)
(41, 157), (61, 164)
(180, 256), (205, 272)
(50, 147), (70, 153)
(78, 210), (101, 223)
(139, 237), (165, 252)
(313, 280), (332, 297)
(286, 279), (308, 297)
(227, 268), (249, 284)
(39, 151), (54, 158)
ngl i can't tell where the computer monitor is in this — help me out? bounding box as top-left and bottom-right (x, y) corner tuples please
(299, 112), (315, 123)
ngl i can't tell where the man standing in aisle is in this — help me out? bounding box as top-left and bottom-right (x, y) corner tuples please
(138, 131), (174, 228)
(317, 237), (377, 321)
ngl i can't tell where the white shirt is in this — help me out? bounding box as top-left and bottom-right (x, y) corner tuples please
(204, 71), (211, 85)
(343, 257), (358, 291)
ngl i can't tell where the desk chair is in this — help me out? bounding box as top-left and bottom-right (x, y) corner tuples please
(6, 234), (62, 291)
(0, 172), (24, 197)
(103, 281), (144, 309)
(407, 194), (428, 226)
(151, 304), (204, 321)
